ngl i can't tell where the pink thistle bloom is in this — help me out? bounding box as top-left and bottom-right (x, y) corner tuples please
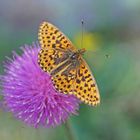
(0, 43), (79, 128)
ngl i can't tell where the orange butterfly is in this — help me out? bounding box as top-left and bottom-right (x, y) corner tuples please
(38, 22), (100, 106)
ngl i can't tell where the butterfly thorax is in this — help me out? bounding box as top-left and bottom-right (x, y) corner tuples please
(50, 49), (86, 76)
(70, 48), (86, 59)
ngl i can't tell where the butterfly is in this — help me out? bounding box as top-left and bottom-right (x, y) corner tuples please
(38, 22), (100, 106)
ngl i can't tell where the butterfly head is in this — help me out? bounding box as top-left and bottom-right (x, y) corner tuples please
(70, 48), (86, 60)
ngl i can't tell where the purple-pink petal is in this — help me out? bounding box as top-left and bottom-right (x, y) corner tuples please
(0, 43), (80, 128)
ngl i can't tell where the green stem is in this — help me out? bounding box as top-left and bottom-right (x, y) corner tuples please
(64, 119), (77, 140)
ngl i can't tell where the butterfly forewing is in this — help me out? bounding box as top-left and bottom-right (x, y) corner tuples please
(38, 22), (76, 51)
(38, 22), (76, 73)
(52, 59), (100, 106)
(75, 59), (100, 106)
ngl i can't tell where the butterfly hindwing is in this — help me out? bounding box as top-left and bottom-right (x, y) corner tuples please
(38, 49), (65, 73)
(52, 63), (77, 93)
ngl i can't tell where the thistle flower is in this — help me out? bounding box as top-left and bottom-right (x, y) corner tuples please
(0, 43), (79, 128)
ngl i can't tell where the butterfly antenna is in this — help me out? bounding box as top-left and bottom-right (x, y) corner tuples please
(81, 19), (84, 49)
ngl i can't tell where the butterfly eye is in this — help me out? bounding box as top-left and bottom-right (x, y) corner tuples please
(71, 53), (78, 60)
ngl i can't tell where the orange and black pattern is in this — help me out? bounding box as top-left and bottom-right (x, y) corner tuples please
(38, 22), (100, 106)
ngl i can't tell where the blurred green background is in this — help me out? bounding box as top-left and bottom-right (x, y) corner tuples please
(0, 0), (140, 140)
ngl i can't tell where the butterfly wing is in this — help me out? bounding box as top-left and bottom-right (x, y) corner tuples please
(38, 22), (76, 73)
(51, 63), (77, 94)
(74, 58), (100, 106)
(38, 49), (63, 72)
(38, 22), (76, 51)
(52, 57), (100, 106)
